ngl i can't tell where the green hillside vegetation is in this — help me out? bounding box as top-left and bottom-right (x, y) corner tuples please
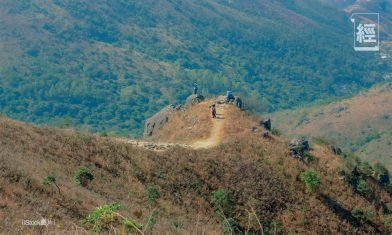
(0, 0), (389, 136)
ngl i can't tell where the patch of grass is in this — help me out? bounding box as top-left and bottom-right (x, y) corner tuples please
(312, 137), (334, 146)
(83, 203), (142, 233)
(300, 170), (320, 193)
(145, 185), (160, 205)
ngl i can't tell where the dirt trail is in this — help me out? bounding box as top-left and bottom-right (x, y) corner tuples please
(116, 105), (228, 151)
(190, 106), (227, 149)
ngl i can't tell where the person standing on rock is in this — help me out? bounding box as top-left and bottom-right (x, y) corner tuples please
(226, 89), (234, 102)
(193, 82), (198, 95)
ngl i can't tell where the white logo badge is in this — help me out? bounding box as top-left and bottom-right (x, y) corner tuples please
(350, 13), (380, 51)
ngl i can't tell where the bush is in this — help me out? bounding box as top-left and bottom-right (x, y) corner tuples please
(83, 203), (142, 233)
(42, 175), (61, 194)
(373, 163), (390, 186)
(300, 170), (320, 193)
(145, 185), (160, 205)
(351, 207), (374, 221)
(74, 167), (94, 186)
(211, 189), (237, 234)
(356, 179), (371, 197)
(211, 189), (232, 213)
(358, 161), (373, 177)
(303, 152), (317, 163)
(43, 175), (56, 186)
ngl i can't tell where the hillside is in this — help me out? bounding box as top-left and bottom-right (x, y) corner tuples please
(1, 102), (392, 234)
(271, 83), (392, 170)
(0, 0), (390, 135)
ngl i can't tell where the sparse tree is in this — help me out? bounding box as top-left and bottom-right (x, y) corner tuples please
(42, 175), (61, 194)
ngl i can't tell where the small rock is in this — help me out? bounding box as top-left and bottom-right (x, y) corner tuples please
(262, 131), (270, 138)
(328, 145), (342, 155)
(185, 94), (205, 107)
(289, 137), (310, 157)
(260, 118), (272, 131)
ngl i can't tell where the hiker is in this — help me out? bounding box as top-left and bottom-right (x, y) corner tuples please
(226, 89), (234, 102)
(211, 104), (217, 118)
(193, 82), (198, 95)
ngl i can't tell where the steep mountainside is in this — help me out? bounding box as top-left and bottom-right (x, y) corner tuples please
(0, 0), (389, 135)
(1, 101), (392, 234)
(271, 83), (392, 170)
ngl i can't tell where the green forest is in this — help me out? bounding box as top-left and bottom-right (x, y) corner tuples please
(0, 0), (390, 136)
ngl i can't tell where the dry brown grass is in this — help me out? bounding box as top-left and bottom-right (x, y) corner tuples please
(154, 101), (213, 143)
(0, 107), (391, 234)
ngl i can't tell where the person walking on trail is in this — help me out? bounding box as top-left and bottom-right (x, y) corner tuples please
(211, 104), (217, 118)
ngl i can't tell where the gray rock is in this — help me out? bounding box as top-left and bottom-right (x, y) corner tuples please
(328, 145), (342, 155)
(143, 105), (176, 137)
(185, 94), (205, 107)
(289, 137), (310, 157)
(262, 131), (270, 138)
(260, 118), (271, 131)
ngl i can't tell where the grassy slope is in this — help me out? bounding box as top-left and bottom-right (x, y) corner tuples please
(271, 83), (392, 170)
(1, 107), (391, 234)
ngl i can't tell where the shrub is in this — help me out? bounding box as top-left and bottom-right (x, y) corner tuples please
(351, 207), (364, 220)
(300, 170), (320, 193)
(221, 217), (238, 234)
(358, 161), (373, 177)
(351, 207), (374, 221)
(145, 185), (160, 205)
(373, 163), (390, 186)
(303, 152), (317, 163)
(211, 189), (237, 233)
(42, 175), (61, 194)
(211, 189), (232, 213)
(356, 179), (371, 197)
(83, 203), (142, 233)
(74, 167), (94, 186)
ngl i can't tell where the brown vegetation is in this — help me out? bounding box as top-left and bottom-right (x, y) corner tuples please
(0, 104), (391, 234)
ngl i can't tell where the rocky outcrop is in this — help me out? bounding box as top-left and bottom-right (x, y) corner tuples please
(260, 118), (272, 131)
(289, 137), (310, 158)
(144, 94), (205, 137)
(216, 95), (243, 109)
(328, 145), (342, 155)
(185, 94), (205, 107)
(143, 105), (176, 137)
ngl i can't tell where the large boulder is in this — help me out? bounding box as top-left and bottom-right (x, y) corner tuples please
(289, 137), (310, 157)
(143, 105), (176, 137)
(185, 94), (205, 107)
